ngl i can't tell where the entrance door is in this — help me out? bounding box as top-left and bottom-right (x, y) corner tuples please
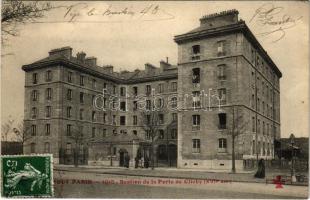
(119, 152), (125, 167)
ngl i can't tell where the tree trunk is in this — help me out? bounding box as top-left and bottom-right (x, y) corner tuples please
(231, 133), (236, 173)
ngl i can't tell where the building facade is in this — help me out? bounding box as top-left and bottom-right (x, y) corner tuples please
(22, 10), (281, 170)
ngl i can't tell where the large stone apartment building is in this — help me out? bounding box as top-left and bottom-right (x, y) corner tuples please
(22, 10), (281, 170)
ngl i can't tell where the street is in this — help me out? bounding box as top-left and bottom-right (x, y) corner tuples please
(53, 170), (308, 198)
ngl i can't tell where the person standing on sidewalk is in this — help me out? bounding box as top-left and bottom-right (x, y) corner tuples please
(254, 159), (265, 178)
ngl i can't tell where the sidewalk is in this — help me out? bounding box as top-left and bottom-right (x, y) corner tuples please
(54, 164), (308, 186)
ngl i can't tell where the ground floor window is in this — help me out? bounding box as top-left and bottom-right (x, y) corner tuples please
(192, 139), (200, 153)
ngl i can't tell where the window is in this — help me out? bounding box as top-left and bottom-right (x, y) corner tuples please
(120, 101), (126, 111)
(92, 127), (96, 138)
(46, 70), (52, 82)
(192, 115), (200, 126)
(31, 107), (37, 119)
(46, 106), (51, 118)
(132, 130), (137, 135)
(80, 109), (84, 120)
(257, 119), (260, 133)
(67, 107), (72, 118)
(68, 71), (72, 83)
(192, 91), (201, 108)
(67, 89), (72, 100)
(32, 73), (38, 84)
(120, 116), (126, 125)
(103, 113), (107, 124)
(158, 98), (164, 108)
(66, 143), (72, 154)
(31, 125), (36, 136)
(103, 129), (107, 137)
(133, 101), (138, 111)
(146, 100), (151, 110)
(32, 90), (38, 101)
(103, 83), (107, 89)
(217, 41), (225, 56)
(67, 124), (72, 136)
(251, 94), (255, 108)
(146, 130), (151, 140)
(262, 101), (265, 114)
(46, 88), (52, 100)
(158, 83), (164, 93)
(133, 115), (137, 125)
(44, 142), (50, 153)
(192, 139), (200, 153)
(80, 92), (84, 103)
(45, 124), (50, 136)
(146, 85), (151, 95)
(192, 45), (200, 54)
(218, 138), (227, 148)
(158, 114), (164, 124)
(92, 111), (96, 121)
(218, 64), (226, 80)
(120, 87), (126, 96)
(257, 98), (260, 112)
(171, 129), (177, 139)
(159, 130), (164, 139)
(146, 115), (151, 125)
(92, 79), (96, 88)
(113, 85), (116, 94)
(113, 147), (117, 155)
(133, 87), (138, 96)
(192, 68), (200, 83)
(218, 113), (227, 129)
(112, 115), (116, 125)
(171, 82), (177, 92)
(80, 75), (84, 86)
(171, 97), (177, 109)
(30, 143), (36, 153)
(252, 117), (255, 132)
(172, 113), (177, 122)
(218, 88), (226, 102)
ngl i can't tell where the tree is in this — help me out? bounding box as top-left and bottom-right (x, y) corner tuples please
(67, 126), (92, 167)
(1, 0), (55, 45)
(141, 109), (161, 170)
(1, 117), (14, 141)
(230, 106), (248, 173)
(12, 121), (31, 145)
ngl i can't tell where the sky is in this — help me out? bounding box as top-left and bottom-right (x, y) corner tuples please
(1, 1), (309, 138)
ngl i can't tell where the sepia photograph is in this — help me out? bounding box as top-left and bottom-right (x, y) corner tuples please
(1, 0), (309, 198)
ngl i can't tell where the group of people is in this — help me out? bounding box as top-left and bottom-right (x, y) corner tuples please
(134, 156), (150, 168)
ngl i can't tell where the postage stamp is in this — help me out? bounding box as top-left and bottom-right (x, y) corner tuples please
(1, 154), (53, 197)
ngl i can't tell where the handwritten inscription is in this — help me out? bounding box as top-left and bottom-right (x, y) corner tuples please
(250, 3), (302, 42)
(63, 3), (174, 22)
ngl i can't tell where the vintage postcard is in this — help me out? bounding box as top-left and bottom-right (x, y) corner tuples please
(1, 1), (309, 199)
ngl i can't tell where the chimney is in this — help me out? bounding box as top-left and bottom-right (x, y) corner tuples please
(199, 9), (239, 29)
(85, 57), (97, 67)
(166, 57), (169, 64)
(102, 65), (113, 73)
(49, 46), (72, 59)
(145, 63), (157, 74)
(160, 60), (171, 71)
(77, 52), (86, 63)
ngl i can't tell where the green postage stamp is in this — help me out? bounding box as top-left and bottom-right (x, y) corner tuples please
(1, 154), (53, 197)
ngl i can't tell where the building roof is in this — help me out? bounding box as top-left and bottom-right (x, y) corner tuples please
(174, 12), (282, 78)
(22, 50), (178, 84)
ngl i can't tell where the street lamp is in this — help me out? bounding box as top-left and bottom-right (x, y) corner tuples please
(289, 133), (296, 183)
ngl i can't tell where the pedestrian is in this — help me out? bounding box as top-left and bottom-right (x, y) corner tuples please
(144, 156), (149, 168)
(134, 157), (139, 168)
(140, 157), (144, 168)
(254, 159), (265, 178)
(124, 154), (130, 168)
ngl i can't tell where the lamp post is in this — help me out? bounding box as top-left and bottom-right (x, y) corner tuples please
(289, 133), (296, 183)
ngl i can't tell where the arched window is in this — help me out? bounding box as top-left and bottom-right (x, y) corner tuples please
(44, 142), (50, 153)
